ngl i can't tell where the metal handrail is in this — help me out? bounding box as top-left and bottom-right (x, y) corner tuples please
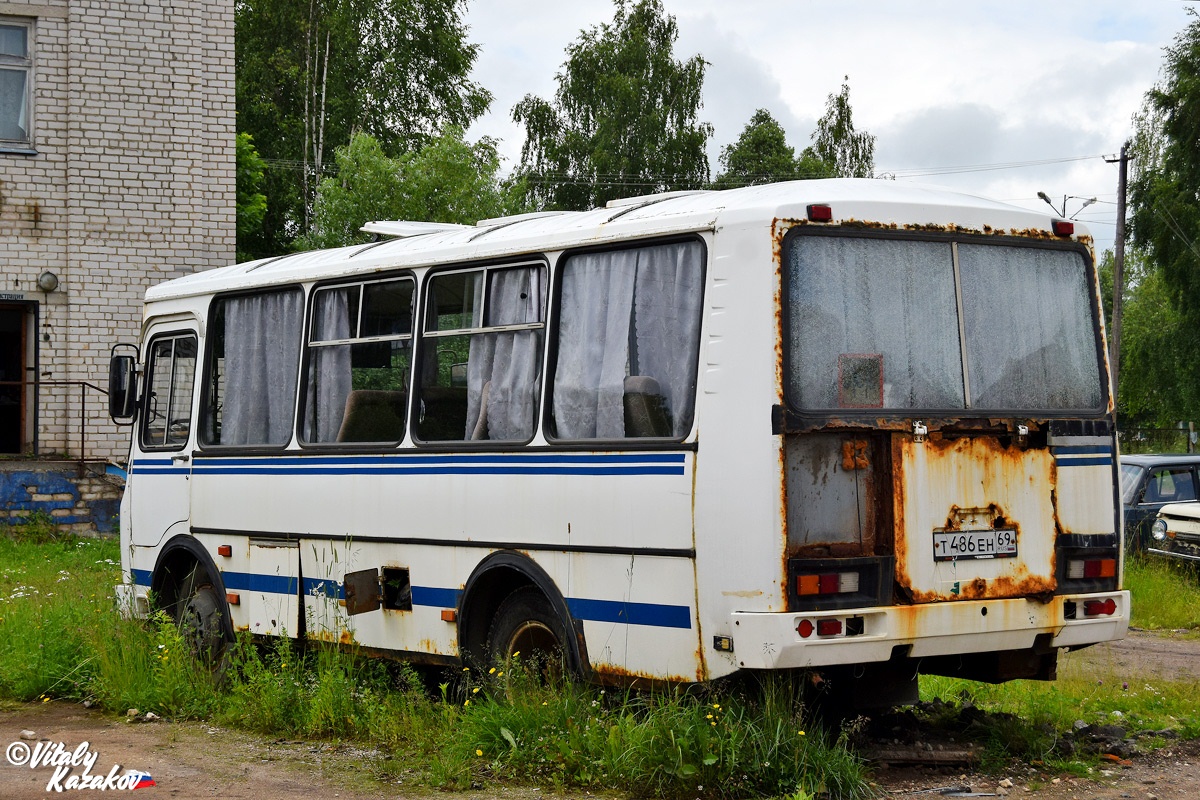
(30, 379), (110, 465)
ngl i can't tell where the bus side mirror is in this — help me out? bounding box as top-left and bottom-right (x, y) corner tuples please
(109, 345), (139, 424)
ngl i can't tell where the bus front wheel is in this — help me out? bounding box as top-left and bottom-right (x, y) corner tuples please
(177, 568), (230, 666)
(486, 587), (571, 677)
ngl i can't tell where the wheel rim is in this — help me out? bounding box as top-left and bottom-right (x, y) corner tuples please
(181, 586), (222, 662)
(504, 619), (560, 659)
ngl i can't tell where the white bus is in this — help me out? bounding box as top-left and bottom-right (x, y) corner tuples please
(110, 179), (1127, 704)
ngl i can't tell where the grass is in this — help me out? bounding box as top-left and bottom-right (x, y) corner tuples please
(0, 522), (871, 800)
(913, 555), (1200, 772)
(1125, 556), (1200, 632)
(6, 512), (1200, 796)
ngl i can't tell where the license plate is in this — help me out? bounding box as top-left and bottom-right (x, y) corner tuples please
(933, 529), (1017, 561)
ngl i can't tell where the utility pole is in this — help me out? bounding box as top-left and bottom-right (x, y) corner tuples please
(1106, 142), (1131, 403)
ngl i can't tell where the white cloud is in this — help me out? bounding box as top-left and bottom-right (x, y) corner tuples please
(462, 0), (1193, 253)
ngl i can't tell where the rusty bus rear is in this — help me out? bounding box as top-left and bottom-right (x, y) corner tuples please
(709, 183), (1126, 706)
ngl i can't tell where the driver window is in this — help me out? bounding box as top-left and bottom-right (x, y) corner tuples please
(140, 333), (197, 449)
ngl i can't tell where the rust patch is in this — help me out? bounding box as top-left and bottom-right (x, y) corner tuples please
(590, 662), (693, 688)
(842, 439), (870, 470)
(309, 629), (357, 646)
(891, 434), (909, 590)
(417, 638), (444, 656)
(894, 432), (1058, 603)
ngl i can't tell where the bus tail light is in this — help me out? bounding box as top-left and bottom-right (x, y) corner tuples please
(1083, 598), (1117, 617)
(788, 556), (893, 612)
(1052, 219), (1074, 237)
(1067, 558), (1116, 580)
(796, 615), (865, 639)
(797, 571), (860, 596)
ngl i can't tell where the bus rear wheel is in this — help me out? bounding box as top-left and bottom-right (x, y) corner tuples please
(486, 587), (572, 678)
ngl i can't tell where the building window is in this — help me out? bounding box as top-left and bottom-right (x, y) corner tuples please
(0, 19), (32, 146)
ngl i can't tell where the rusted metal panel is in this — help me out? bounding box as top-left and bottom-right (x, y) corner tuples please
(343, 567), (381, 616)
(893, 433), (1057, 603)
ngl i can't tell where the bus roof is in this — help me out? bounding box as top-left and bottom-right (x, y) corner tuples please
(145, 179), (1091, 302)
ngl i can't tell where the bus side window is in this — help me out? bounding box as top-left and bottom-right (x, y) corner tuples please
(417, 264), (545, 443)
(203, 288), (304, 447)
(301, 278), (414, 445)
(550, 240), (704, 440)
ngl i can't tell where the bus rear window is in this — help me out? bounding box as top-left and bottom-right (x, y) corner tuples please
(785, 235), (1102, 414)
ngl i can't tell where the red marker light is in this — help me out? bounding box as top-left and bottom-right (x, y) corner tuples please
(797, 619), (815, 638)
(1083, 598), (1117, 617)
(1052, 219), (1074, 237)
(816, 619), (843, 637)
(807, 204), (833, 222)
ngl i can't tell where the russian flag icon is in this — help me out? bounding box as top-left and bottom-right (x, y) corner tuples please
(133, 772), (156, 790)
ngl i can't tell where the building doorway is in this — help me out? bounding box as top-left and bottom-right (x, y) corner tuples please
(0, 304), (31, 454)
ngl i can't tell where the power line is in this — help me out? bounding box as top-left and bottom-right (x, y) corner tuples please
(883, 154), (1106, 179)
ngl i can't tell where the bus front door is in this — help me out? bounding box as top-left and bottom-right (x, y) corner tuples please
(128, 326), (199, 548)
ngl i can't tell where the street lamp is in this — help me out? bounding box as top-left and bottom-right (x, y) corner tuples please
(1037, 192), (1097, 219)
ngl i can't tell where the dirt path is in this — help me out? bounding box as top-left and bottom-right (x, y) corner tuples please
(0, 630), (1195, 799)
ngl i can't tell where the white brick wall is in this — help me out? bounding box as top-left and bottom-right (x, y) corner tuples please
(0, 0), (234, 461)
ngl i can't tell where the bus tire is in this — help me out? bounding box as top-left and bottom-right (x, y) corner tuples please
(486, 586), (573, 677)
(177, 567), (231, 667)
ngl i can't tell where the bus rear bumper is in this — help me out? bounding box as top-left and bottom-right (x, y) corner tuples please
(727, 591), (1129, 670)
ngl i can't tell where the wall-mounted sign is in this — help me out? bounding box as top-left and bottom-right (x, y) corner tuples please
(0, 293), (26, 301)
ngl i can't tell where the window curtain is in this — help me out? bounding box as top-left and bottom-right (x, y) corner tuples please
(302, 289), (353, 442)
(221, 291), (303, 445)
(553, 251), (638, 439)
(0, 68), (27, 140)
(553, 242), (703, 439)
(632, 242), (704, 437)
(465, 267), (544, 440)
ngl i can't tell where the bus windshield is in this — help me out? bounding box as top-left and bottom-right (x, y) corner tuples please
(785, 235), (1103, 414)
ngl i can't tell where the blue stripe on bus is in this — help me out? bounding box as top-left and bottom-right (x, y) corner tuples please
(222, 571), (299, 595)
(1051, 445), (1113, 468)
(188, 465), (684, 477)
(129, 569), (690, 629)
(1055, 456), (1113, 467)
(130, 453), (687, 477)
(1051, 445), (1113, 455)
(195, 454), (687, 466)
(411, 585), (462, 608)
(303, 577), (345, 599)
(567, 597), (692, 629)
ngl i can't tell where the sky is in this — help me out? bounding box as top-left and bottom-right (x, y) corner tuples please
(462, 0), (1198, 255)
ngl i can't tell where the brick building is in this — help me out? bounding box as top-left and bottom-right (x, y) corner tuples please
(0, 0), (235, 463)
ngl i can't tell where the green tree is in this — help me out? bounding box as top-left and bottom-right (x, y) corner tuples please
(712, 108), (839, 189)
(512, 0), (713, 211)
(236, 132), (268, 262)
(1127, 13), (1200, 425)
(801, 77), (875, 178)
(236, 0), (492, 258)
(300, 129), (511, 251)
(713, 109), (800, 188)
